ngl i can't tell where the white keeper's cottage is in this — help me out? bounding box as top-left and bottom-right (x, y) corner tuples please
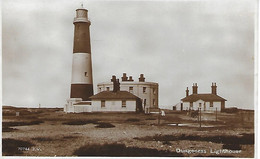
(177, 83), (226, 112)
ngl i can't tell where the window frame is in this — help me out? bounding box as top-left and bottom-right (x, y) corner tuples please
(210, 101), (213, 107)
(143, 87), (146, 93)
(122, 100), (126, 108)
(101, 100), (105, 108)
(129, 86), (133, 93)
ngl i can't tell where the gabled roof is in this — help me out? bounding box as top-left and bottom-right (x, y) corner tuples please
(89, 91), (139, 100)
(181, 94), (226, 102)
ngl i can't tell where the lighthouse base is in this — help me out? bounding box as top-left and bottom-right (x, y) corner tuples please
(64, 98), (92, 113)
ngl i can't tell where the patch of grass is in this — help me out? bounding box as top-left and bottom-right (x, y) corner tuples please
(62, 119), (99, 125)
(222, 143), (241, 150)
(73, 143), (183, 156)
(2, 120), (44, 127)
(126, 118), (140, 122)
(162, 140), (172, 145)
(95, 122), (115, 128)
(135, 133), (254, 145)
(62, 136), (78, 139)
(32, 137), (57, 142)
(2, 138), (35, 156)
(145, 117), (156, 120)
(2, 127), (18, 132)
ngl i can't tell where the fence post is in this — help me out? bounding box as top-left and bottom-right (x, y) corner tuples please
(158, 108), (161, 125)
(199, 107), (201, 128)
(216, 107), (217, 121)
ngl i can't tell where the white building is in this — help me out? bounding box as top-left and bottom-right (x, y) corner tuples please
(97, 73), (159, 113)
(176, 83), (226, 112)
(90, 91), (142, 112)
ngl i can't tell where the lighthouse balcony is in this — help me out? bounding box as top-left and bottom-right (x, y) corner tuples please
(73, 17), (91, 24)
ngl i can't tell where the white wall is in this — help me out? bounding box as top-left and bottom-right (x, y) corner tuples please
(92, 99), (136, 112)
(182, 100), (222, 111)
(64, 98), (83, 113)
(74, 105), (92, 113)
(71, 53), (93, 84)
(97, 81), (158, 110)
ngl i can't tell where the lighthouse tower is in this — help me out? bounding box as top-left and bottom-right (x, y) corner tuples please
(70, 5), (93, 101)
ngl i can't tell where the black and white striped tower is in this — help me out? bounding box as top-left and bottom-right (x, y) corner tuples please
(70, 5), (93, 101)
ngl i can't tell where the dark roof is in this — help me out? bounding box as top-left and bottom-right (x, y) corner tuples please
(89, 91), (139, 100)
(181, 94), (226, 102)
(74, 102), (91, 105)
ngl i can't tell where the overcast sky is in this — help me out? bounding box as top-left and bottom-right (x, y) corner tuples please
(2, 0), (255, 109)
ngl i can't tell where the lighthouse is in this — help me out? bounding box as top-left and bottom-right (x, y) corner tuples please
(70, 5), (93, 101)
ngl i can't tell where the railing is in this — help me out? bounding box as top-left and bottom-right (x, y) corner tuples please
(73, 17), (91, 23)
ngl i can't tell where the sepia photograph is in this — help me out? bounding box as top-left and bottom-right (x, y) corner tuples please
(2, 0), (256, 158)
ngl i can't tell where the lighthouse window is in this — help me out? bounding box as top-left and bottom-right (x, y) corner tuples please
(85, 72), (88, 77)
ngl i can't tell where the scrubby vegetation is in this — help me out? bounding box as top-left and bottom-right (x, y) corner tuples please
(73, 143), (183, 156)
(125, 118), (140, 122)
(2, 138), (35, 156)
(3, 120), (44, 127)
(135, 133), (254, 145)
(95, 122), (115, 128)
(62, 119), (99, 125)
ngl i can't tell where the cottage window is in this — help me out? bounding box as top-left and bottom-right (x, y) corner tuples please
(210, 102), (213, 107)
(144, 99), (146, 106)
(101, 100), (105, 107)
(190, 102), (193, 107)
(106, 87), (110, 91)
(143, 87), (146, 93)
(122, 100), (126, 108)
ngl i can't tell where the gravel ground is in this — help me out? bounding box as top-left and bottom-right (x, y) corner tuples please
(2, 107), (254, 157)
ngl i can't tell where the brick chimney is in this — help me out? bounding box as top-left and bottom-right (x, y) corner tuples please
(139, 74), (145, 82)
(192, 83), (198, 94)
(111, 75), (116, 82)
(186, 87), (189, 97)
(211, 82), (217, 95)
(128, 76), (134, 81)
(121, 73), (128, 81)
(111, 76), (120, 92)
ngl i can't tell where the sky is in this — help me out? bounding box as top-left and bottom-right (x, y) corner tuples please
(2, 0), (256, 109)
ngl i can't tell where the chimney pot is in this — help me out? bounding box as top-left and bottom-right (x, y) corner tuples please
(129, 76), (134, 81)
(139, 74), (145, 82)
(111, 75), (116, 82)
(186, 87), (189, 97)
(122, 73), (128, 81)
(211, 82), (217, 95)
(192, 83), (198, 94)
